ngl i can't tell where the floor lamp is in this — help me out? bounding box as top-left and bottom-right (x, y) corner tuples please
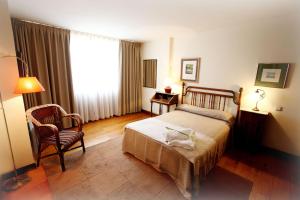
(0, 55), (45, 191)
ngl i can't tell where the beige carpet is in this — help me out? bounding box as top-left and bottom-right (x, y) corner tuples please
(43, 136), (185, 200)
(42, 136), (252, 200)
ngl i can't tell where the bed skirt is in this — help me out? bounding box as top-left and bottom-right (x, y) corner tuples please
(122, 127), (228, 199)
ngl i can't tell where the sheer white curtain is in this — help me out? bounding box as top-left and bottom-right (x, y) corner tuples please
(70, 31), (120, 123)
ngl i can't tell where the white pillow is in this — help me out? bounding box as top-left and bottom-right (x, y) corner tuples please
(176, 104), (234, 124)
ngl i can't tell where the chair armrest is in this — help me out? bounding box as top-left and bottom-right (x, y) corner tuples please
(37, 124), (60, 144)
(62, 113), (83, 132)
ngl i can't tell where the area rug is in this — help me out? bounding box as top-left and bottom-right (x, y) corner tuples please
(42, 136), (253, 200)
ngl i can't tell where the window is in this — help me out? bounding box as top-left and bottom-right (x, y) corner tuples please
(70, 31), (120, 122)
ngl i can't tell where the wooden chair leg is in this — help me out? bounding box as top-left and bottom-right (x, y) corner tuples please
(36, 143), (41, 167)
(58, 149), (66, 172)
(81, 138), (86, 153)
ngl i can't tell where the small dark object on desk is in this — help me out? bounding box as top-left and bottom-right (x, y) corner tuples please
(164, 86), (172, 93)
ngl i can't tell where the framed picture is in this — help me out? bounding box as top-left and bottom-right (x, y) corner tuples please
(180, 58), (200, 82)
(255, 63), (289, 88)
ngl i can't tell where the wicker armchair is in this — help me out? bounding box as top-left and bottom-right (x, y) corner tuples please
(26, 104), (85, 171)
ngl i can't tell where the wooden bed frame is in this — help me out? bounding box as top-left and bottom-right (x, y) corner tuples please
(181, 82), (243, 118)
(123, 82), (243, 197)
(181, 82), (243, 148)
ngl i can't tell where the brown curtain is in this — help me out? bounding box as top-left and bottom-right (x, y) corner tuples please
(11, 19), (74, 113)
(119, 41), (142, 115)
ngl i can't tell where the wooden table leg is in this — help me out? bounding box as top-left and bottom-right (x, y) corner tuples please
(167, 105), (170, 112)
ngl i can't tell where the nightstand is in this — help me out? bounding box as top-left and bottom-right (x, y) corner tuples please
(236, 108), (269, 152)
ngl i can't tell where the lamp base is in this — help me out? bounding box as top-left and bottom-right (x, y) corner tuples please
(1, 174), (31, 192)
(252, 107), (259, 111)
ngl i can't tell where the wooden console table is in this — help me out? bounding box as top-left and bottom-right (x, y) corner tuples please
(150, 92), (179, 116)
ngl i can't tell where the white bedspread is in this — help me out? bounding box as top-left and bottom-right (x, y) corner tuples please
(125, 117), (216, 164)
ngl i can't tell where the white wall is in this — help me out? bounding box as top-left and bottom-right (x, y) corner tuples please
(142, 14), (300, 156)
(0, 0), (34, 175)
(142, 38), (171, 114)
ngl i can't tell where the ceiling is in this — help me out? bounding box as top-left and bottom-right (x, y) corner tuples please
(7, 0), (299, 41)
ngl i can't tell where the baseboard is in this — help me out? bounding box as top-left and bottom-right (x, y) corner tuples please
(0, 163), (36, 181)
(141, 109), (158, 116)
(261, 146), (300, 163)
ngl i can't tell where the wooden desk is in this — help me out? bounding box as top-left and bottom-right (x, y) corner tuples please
(151, 92), (179, 116)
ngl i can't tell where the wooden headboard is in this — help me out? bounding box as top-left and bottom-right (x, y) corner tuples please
(181, 82), (243, 117)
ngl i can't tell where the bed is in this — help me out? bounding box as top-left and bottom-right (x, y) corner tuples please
(122, 82), (243, 198)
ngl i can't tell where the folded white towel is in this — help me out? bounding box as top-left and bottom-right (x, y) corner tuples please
(168, 139), (195, 150)
(164, 127), (195, 150)
(164, 127), (194, 142)
(165, 130), (189, 142)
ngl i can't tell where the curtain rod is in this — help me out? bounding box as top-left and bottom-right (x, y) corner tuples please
(13, 17), (69, 31)
(12, 18), (140, 43)
(71, 30), (120, 42)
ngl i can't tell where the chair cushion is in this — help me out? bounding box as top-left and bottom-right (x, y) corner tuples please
(44, 130), (84, 150)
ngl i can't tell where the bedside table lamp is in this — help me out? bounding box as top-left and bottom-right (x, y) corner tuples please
(0, 55), (45, 191)
(253, 89), (265, 111)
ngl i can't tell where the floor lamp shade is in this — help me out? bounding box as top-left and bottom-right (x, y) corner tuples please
(15, 76), (45, 94)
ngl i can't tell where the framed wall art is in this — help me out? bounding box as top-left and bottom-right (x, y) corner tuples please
(255, 63), (289, 88)
(180, 58), (200, 82)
